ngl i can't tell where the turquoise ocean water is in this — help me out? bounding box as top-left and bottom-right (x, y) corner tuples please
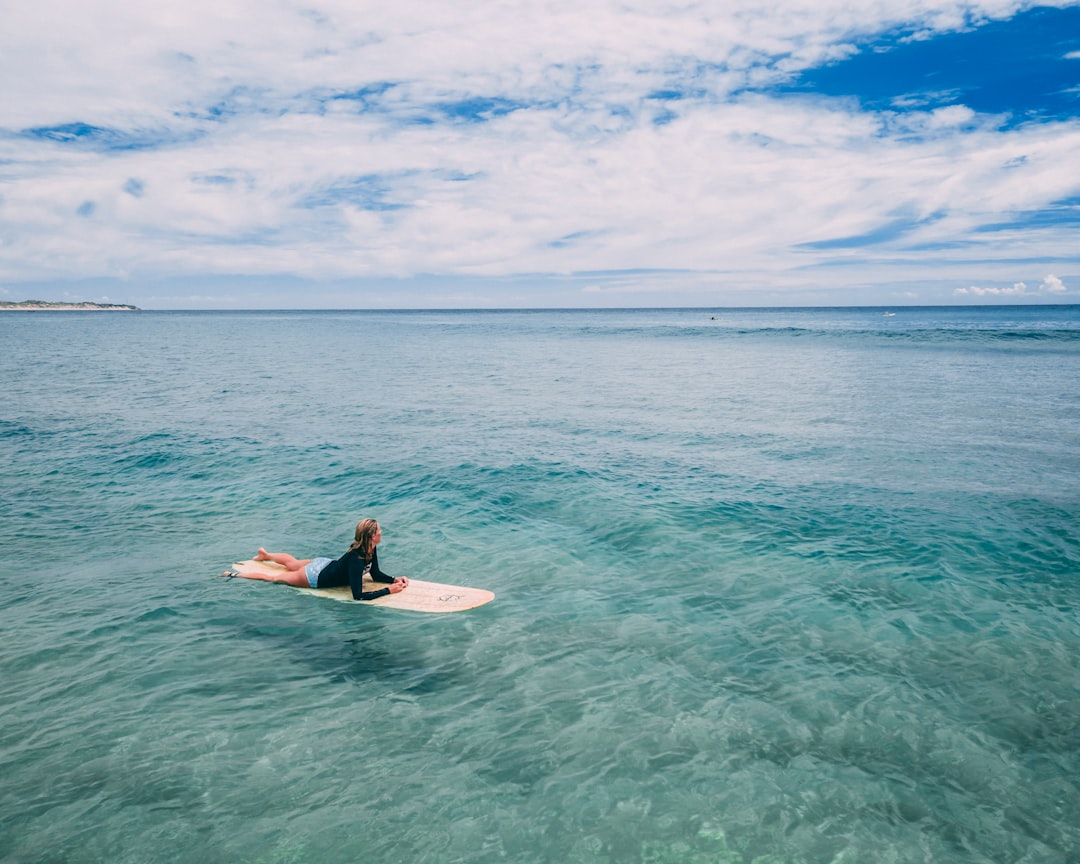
(2, 306), (1078, 863)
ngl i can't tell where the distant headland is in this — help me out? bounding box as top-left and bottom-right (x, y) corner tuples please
(0, 300), (139, 311)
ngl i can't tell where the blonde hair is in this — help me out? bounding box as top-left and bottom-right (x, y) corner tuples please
(349, 518), (380, 557)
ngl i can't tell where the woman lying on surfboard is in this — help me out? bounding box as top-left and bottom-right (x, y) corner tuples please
(228, 518), (409, 600)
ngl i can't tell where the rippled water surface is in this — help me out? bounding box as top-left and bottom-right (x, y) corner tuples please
(2, 306), (1078, 863)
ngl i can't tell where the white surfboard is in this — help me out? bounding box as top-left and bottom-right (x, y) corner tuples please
(229, 560), (494, 613)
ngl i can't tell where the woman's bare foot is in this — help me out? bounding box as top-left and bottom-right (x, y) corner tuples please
(255, 547), (270, 561)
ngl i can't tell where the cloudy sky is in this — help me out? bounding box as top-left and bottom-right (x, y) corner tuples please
(2, 0), (1078, 308)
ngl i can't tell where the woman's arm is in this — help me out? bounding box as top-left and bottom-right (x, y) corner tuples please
(346, 552), (391, 601)
(368, 548), (396, 583)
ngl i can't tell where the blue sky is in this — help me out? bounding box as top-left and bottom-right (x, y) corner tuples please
(1, 1), (1078, 308)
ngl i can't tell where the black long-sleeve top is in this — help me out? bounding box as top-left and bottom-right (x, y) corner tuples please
(316, 547), (396, 600)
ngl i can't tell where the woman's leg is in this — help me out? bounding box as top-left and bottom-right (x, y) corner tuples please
(254, 548), (310, 571)
(233, 563), (311, 587)
(229, 548), (316, 587)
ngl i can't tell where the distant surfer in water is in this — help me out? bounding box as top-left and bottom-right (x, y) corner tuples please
(227, 518), (409, 600)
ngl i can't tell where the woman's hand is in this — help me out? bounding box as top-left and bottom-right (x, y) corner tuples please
(388, 577), (409, 594)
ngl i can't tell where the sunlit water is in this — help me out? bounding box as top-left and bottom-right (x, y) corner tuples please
(2, 306), (1078, 863)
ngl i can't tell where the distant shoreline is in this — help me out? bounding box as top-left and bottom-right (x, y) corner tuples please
(0, 300), (139, 311)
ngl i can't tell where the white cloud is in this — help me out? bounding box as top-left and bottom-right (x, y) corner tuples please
(955, 282), (1030, 296)
(954, 274), (1070, 296)
(1040, 273), (1067, 293)
(1, 0), (1078, 305)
